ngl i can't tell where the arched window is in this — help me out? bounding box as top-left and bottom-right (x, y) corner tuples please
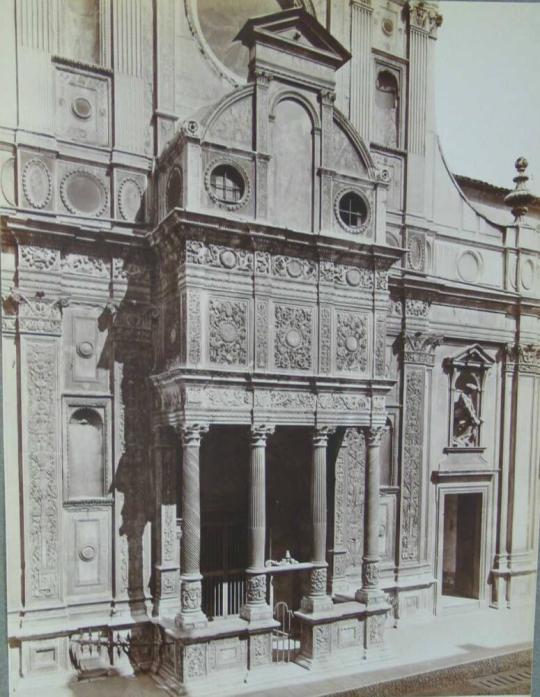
(374, 70), (399, 148)
(67, 408), (105, 498)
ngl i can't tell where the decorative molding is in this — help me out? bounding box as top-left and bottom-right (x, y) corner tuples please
(271, 255), (317, 283)
(63, 253), (109, 277)
(19, 245), (60, 272)
(118, 177), (143, 221)
(407, 231), (426, 272)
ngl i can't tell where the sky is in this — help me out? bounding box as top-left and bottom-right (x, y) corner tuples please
(435, 1), (540, 192)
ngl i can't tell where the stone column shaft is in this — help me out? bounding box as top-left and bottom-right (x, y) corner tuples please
(301, 427), (333, 613)
(241, 426), (274, 621)
(176, 423), (208, 628)
(356, 426), (385, 604)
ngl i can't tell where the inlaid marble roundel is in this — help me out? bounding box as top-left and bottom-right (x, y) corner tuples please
(118, 177), (143, 221)
(457, 250), (482, 283)
(61, 169), (108, 216)
(22, 158), (52, 209)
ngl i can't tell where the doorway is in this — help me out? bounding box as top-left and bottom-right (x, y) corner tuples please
(442, 492), (482, 600)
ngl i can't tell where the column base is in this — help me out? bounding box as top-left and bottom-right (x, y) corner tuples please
(300, 594), (333, 613)
(355, 587), (388, 609)
(239, 602), (273, 622)
(174, 610), (208, 630)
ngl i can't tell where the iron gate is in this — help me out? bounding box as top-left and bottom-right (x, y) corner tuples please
(272, 601), (300, 663)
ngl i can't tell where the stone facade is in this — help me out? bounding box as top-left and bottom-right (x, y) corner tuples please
(1, 0), (539, 692)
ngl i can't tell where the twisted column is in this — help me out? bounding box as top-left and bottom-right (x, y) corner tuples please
(301, 427), (334, 613)
(356, 426), (385, 605)
(176, 423), (208, 628)
(241, 425), (274, 621)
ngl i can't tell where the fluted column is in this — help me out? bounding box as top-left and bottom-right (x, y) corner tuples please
(356, 426), (385, 605)
(241, 425), (274, 621)
(175, 423), (208, 629)
(301, 427), (334, 613)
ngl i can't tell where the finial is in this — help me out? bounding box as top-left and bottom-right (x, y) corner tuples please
(504, 157), (534, 220)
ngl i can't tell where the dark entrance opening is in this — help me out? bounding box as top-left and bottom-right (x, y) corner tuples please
(442, 492), (482, 599)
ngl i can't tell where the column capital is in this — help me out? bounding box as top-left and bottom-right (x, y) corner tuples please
(364, 425), (386, 447)
(250, 424), (275, 446)
(313, 426), (336, 446)
(401, 330), (443, 366)
(180, 423), (209, 446)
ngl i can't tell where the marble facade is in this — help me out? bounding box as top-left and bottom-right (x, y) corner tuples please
(1, 0), (539, 692)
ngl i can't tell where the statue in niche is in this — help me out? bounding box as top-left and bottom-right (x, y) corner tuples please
(452, 372), (482, 447)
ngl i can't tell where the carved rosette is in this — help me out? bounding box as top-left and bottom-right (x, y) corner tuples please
(208, 298), (248, 366)
(336, 311), (368, 372)
(274, 304), (312, 370)
(246, 574), (267, 604)
(181, 580), (202, 612)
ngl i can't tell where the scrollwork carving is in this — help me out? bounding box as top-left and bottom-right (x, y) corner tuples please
(208, 299), (248, 366)
(246, 574), (266, 603)
(336, 311), (368, 372)
(401, 367), (424, 561)
(274, 305), (312, 370)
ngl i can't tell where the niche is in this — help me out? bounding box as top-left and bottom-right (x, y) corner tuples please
(271, 98), (314, 231)
(374, 69), (399, 148)
(65, 402), (110, 500)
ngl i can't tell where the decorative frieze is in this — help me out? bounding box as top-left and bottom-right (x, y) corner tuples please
(401, 366), (424, 562)
(274, 304), (313, 370)
(318, 392), (369, 412)
(254, 390), (316, 411)
(320, 260), (373, 288)
(271, 255), (317, 283)
(19, 245), (60, 272)
(208, 299), (248, 366)
(63, 253), (109, 277)
(506, 343), (540, 375)
(18, 296), (67, 335)
(186, 240), (253, 272)
(336, 311), (368, 372)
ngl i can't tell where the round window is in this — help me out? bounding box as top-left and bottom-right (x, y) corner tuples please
(337, 191), (369, 231)
(209, 164), (245, 204)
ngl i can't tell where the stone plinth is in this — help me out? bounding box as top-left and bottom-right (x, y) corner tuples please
(156, 615), (279, 687)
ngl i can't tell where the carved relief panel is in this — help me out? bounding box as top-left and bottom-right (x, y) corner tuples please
(208, 297), (248, 367)
(273, 303), (314, 372)
(54, 61), (111, 147)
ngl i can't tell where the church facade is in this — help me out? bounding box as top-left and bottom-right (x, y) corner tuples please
(1, 0), (539, 692)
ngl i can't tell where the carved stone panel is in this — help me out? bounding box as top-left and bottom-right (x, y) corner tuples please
(55, 64), (111, 147)
(22, 338), (61, 604)
(274, 304), (313, 371)
(335, 310), (368, 373)
(401, 366), (425, 562)
(334, 428), (365, 575)
(208, 298), (248, 366)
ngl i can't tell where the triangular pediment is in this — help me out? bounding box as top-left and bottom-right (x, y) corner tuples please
(236, 8), (351, 71)
(449, 344), (495, 368)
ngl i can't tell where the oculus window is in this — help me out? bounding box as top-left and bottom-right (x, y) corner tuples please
(337, 191), (369, 231)
(210, 164), (245, 204)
